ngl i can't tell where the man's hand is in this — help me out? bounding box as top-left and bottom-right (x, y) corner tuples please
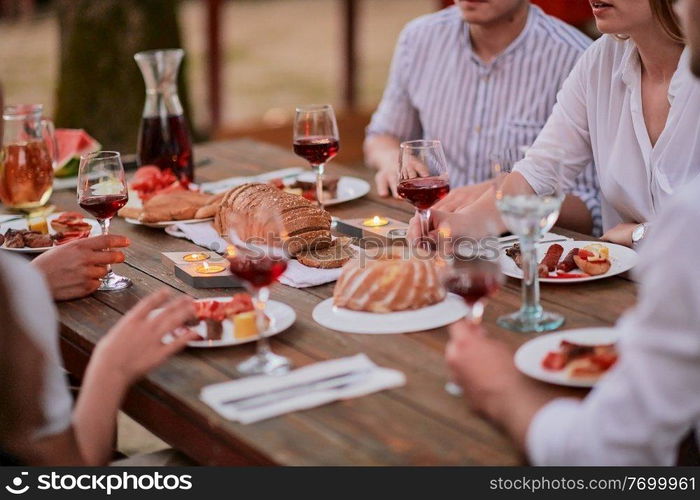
(601, 223), (637, 247)
(433, 183), (493, 212)
(32, 234), (130, 301)
(92, 289), (198, 385)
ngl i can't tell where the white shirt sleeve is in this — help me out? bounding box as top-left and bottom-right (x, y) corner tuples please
(0, 253), (73, 439)
(514, 43), (596, 198)
(365, 23), (423, 142)
(526, 183), (700, 465)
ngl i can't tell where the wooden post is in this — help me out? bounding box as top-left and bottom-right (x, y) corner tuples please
(341, 0), (357, 112)
(207, 0), (223, 133)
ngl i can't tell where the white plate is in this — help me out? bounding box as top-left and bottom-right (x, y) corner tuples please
(124, 216), (214, 228)
(164, 298), (296, 348)
(0, 212), (101, 253)
(292, 173), (370, 207)
(500, 240), (638, 284)
(312, 294), (468, 334)
(514, 327), (619, 388)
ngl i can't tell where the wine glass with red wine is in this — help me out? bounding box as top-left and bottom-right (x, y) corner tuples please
(397, 140), (450, 247)
(226, 210), (291, 376)
(439, 221), (503, 396)
(293, 104), (340, 211)
(77, 151), (131, 291)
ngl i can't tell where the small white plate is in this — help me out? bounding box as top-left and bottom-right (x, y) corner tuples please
(500, 240), (638, 284)
(312, 294), (468, 334)
(292, 173), (370, 207)
(514, 327), (619, 388)
(125, 216), (214, 228)
(164, 298), (296, 348)
(0, 212), (100, 254)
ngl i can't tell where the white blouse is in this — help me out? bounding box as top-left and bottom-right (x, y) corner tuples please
(515, 35), (700, 231)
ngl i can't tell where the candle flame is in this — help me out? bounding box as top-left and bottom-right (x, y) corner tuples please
(226, 245), (237, 258)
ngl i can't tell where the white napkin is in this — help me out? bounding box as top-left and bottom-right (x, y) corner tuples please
(200, 167), (306, 194)
(498, 231), (572, 245)
(200, 354), (405, 424)
(170, 222), (345, 288)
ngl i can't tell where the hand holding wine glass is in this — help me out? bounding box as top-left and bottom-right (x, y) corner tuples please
(77, 151), (131, 291)
(225, 210), (291, 376)
(397, 140), (450, 248)
(293, 104), (340, 210)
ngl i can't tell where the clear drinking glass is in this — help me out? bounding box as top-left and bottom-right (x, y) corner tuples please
(397, 140), (450, 248)
(77, 151), (131, 291)
(292, 104), (340, 211)
(438, 221), (503, 396)
(491, 148), (565, 332)
(225, 210), (291, 376)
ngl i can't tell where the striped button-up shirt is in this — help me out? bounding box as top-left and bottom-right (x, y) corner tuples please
(367, 5), (602, 233)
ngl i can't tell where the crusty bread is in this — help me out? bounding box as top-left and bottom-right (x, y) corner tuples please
(296, 237), (356, 269)
(140, 191), (216, 223)
(215, 183), (332, 256)
(117, 206), (143, 220)
(573, 255), (611, 276)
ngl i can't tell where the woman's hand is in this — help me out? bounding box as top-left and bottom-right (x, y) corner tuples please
(91, 289), (198, 385)
(601, 223), (637, 247)
(32, 234), (130, 301)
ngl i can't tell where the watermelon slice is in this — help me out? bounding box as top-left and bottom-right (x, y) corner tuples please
(54, 129), (101, 178)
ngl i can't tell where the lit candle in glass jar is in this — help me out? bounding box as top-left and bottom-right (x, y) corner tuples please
(362, 215), (389, 227)
(195, 261), (226, 274)
(183, 252), (210, 262)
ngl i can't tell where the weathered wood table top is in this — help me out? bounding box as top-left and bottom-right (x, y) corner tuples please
(51, 139), (638, 465)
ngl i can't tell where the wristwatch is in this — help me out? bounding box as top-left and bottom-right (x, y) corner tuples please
(631, 223), (648, 249)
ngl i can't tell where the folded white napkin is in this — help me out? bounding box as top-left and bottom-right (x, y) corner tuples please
(200, 354), (405, 424)
(498, 231), (572, 245)
(200, 167), (306, 194)
(170, 222), (345, 288)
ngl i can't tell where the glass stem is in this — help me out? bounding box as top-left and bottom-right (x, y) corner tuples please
(466, 299), (485, 325)
(417, 208), (431, 248)
(315, 163), (325, 211)
(252, 286), (271, 358)
(99, 218), (112, 275)
(519, 237), (542, 319)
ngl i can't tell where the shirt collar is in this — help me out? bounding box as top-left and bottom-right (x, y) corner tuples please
(461, 4), (539, 65)
(618, 39), (691, 104)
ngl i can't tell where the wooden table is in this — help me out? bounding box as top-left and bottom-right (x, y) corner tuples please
(52, 139), (638, 465)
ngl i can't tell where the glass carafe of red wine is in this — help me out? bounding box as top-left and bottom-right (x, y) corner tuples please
(0, 104), (57, 210)
(134, 49), (194, 184)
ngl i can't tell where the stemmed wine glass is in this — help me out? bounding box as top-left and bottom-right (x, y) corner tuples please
(397, 140), (450, 247)
(491, 147), (565, 332)
(438, 221), (503, 396)
(77, 151), (131, 291)
(293, 104), (340, 211)
(225, 210), (291, 376)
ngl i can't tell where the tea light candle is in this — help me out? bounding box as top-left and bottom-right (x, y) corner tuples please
(195, 262), (226, 274)
(362, 215), (389, 227)
(183, 252), (210, 262)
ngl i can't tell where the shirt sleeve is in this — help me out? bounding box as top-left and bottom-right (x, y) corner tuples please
(526, 189), (700, 465)
(1, 254), (73, 439)
(569, 163), (603, 236)
(365, 23), (423, 142)
(514, 43), (596, 209)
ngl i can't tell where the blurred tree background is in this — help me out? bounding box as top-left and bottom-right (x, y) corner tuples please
(54, 0), (193, 151)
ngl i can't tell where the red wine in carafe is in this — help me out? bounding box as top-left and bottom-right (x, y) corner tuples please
(79, 194), (128, 220)
(293, 136), (339, 165)
(397, 177), (450, 210)
(138, 114), (194, 183)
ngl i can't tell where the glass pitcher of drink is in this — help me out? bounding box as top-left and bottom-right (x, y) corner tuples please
(134, 49), (194, 183)
(0, 104), (57, 209)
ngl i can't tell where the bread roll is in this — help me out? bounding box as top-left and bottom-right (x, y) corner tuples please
(214, 183), (332, 256)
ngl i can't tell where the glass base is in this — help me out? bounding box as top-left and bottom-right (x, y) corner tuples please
(444, 381), (463, 397)
(497, 310), (564, 333)
(237, 351), (292, 376)
(98, 271), (132, 291)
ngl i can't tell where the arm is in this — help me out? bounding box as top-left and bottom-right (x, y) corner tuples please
(364, 23), (422, 198)
(31, 290), (198, 465)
